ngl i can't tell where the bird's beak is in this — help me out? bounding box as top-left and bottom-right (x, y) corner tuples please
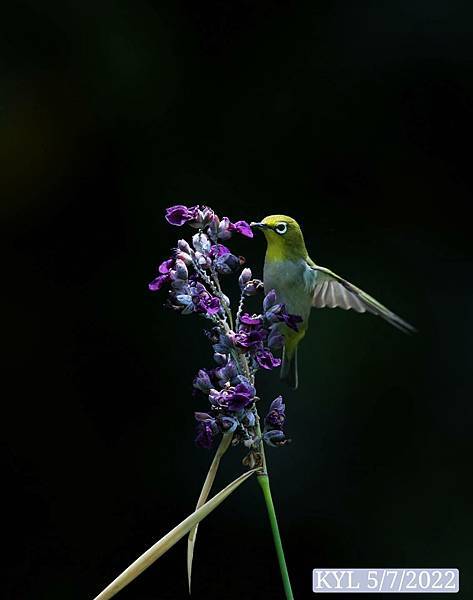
(250, 221), (270, 230)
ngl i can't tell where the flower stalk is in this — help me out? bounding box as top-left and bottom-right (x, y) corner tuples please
(258, 475), (294, 600)
(146, 204), (300, 597)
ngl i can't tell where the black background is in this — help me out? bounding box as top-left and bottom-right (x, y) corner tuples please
(2, 1), (472, 599)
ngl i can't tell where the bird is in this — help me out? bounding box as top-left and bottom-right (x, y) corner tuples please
(250, 215), (415, 389)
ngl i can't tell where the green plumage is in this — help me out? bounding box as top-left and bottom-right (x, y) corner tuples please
(250, 215), (415, 389)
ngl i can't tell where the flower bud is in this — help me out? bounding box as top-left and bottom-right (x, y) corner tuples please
(215, 252), (241, 274)
(174, 259), (188, 280)
(193, 369), (213, 393)
(218, 216), (232, 240)
(213, 352), (227, 366)
(239, 268), (252, 288)
(267, 326), (284, 350)
(218, 416), (239, 433)
(192, 232), (211, 254)
(175, 294), (194, 314)
(263, 289), (277, 312)
(241, 410), (256, 427)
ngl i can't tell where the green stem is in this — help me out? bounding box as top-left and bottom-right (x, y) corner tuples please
(257, 475), (294, 600)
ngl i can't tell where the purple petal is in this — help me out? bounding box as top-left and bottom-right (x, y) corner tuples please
(232, 220), (254, 238)
(256, 349), (281, 370)
(227, 394), (252, 411)
(263, 429), (289, 447)
(209, 244), (230, 258)
(269, 395), (285, 414)
(148, 274), (169, 291)
(240, 313), (264, 326)
(263, 289), (277, 312)
(234, 378), (256, 399)
(235, 330), (266, 349)
(204, 296), (221, 315)
(158, 258), (174, 274)
(165, 205), (197, 226)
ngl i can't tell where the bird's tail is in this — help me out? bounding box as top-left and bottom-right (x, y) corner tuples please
(281, 344), (299, 390)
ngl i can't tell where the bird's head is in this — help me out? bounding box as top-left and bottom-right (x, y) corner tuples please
(250, 215), (308, 261)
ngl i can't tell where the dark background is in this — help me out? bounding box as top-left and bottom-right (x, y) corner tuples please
(2, 1), (472, 599)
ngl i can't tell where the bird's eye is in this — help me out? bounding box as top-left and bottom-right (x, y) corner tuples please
(275, 222), (288, 235)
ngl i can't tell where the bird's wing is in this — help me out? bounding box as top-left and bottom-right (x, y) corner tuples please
(309, 262), (416, 334)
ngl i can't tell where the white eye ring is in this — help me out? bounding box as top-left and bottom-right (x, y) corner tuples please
(275, 222), (288, 235)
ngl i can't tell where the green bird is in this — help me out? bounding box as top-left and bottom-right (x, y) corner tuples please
(250, 215), (415, 389)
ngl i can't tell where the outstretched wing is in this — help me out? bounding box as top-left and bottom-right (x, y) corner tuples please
(309, 263), (416, 334)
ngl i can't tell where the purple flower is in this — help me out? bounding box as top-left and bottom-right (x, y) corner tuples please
(190, 282), (221, 315)
(264, 396), (285, 429)
(199, 295), (220, 315)
(150, 203), (296, 450)
(235, 329), (267, 350)
(256, 349), (281, 370)
(240, 313), (263, 327)
(195, 413), (218, 448)
(228, 379), (256, 410)
(263, 429), (290, 447)
(165, 205), (198, 226)
(208, 377), (256, 411)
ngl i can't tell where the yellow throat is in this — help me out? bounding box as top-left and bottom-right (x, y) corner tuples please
(255, 215), (309, 262)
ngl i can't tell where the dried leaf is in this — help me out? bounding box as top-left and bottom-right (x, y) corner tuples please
(187, 432), (232, 593)
(93, 467), (258, 600)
